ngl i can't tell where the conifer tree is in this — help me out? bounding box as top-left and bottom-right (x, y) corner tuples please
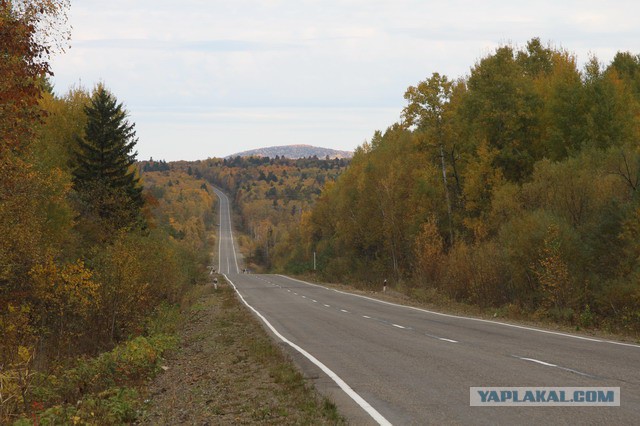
(73, 85), (144, 234)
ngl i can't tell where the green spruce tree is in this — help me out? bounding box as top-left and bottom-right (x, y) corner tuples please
(73, 85), (145, 238)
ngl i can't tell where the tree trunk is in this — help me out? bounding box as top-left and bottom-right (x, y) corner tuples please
(439, 143), (454, 245)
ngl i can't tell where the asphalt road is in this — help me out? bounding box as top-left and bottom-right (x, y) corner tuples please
(213, 187), (640, 425)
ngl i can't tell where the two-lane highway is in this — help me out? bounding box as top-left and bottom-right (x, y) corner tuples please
(213, 187), (640, 425)
(216, 189), (242, 275)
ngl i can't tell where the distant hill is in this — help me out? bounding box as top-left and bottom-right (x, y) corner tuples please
(229, 144), (353, 160)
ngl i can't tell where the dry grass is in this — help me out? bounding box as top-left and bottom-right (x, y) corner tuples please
(139, 278), (344, 425)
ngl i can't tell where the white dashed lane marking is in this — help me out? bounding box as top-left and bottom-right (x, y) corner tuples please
(517, 357), (556, 367)
(274, 283), (458, 344)
(513, 355), (594, 377)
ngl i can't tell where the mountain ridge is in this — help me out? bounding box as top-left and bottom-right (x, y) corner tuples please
(228, 144), (353, 160)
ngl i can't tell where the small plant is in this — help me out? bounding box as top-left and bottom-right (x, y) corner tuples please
(580, 304), (594, 328)
(15, 387), (140, 425)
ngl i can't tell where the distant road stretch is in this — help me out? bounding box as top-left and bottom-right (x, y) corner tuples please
(213, 187), (640, 425)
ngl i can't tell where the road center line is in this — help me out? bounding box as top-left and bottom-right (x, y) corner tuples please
(392, 324), (406, 329)
(278, 275), (640, 349)
(513, 355), (595, 377)
(341, 309), (350, 313)
(517, 356), (556, 367)
(424, 332), (458, 343)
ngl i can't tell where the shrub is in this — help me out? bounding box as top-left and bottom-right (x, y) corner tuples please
(18, 334), (177, 424)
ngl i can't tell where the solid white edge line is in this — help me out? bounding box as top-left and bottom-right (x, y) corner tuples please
(224, 274), (392, 426)
(213, 187), (240, 274)
(216, 190), (222, 274)
(278, 275), (640, 349)
(226, 197), (240, 274)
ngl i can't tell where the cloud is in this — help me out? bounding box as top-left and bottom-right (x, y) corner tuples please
(133, 106), (400, 161)
(73, 38), (299, 52)
(51, 0), (640, 160)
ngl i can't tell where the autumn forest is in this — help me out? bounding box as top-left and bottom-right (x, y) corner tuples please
(284, 39), (640, 333)
(205, 39), (640, 337)
(1, 2), (214, 422)
(2, 0), (640, 423)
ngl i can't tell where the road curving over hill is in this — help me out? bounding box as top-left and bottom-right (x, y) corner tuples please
(213, 186), (640, 425)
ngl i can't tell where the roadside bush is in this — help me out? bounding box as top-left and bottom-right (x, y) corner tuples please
(17, 334), (177, 425)
(55, 334), (177, 401)
(467, 241), (510, 307)
(15, 387), (139, 426)
(439, 241), (473, 300)
(594, 276), (640, 332)
(0, 305), (37, 423)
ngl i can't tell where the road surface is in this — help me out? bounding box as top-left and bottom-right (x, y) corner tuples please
(213, 187), (640, 425)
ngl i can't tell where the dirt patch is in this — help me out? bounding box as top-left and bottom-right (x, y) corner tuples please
(138, 279), (343, 425)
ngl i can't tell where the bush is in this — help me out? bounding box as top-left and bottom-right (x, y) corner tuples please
(580, 304), (594, 327)
(19, 334), (177, 425)
(15, 387), (139, 426)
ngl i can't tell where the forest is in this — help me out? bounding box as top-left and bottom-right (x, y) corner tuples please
(1, 2), (215, 423)
(4, 0), (640, 420)
(188, 155), (348, 271)
(269, 39), (640, 334)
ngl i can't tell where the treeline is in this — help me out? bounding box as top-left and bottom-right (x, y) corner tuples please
(276, 39), (640, 332)
(1, 3), (213, 422)
(186, 156), (348, 270)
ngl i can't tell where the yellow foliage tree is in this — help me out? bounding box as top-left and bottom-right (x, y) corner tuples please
(534, 224), (571, 310)
(413, 216), (444, 284)
(30, 255), (98, 357)
(93, 234), (150, 342)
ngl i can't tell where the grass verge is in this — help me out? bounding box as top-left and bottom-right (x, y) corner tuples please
(13, 278), (343, 425)
(138, 277), (344, 425)
(11, 302), (184, 425)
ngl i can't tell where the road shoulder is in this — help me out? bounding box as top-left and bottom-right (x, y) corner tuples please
(139, 280), (344, 425)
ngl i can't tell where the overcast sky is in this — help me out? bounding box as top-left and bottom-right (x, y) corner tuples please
(50, 0), (640, 161)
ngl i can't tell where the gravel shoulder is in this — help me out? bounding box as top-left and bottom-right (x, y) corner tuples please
(138, 278), (344, 425)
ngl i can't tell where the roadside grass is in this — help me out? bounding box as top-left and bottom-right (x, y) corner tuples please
(211, 280), (345, 424)
(12, 302), (184, 425)
(14, 276), (344, 425)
